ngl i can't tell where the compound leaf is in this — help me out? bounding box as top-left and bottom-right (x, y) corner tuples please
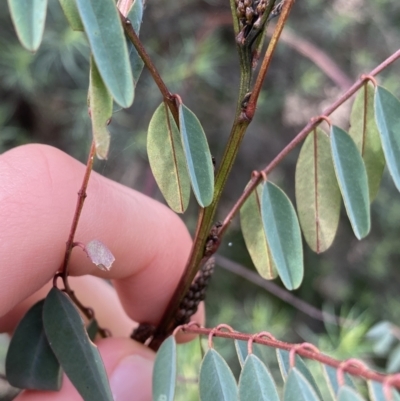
(6, 300), (62, 391)
(261, 182), (304, 290)
(284, 368), (320, 401)
(330, 125), (370, 239)
(148, 102), (190, 213)
(43, 288), (113, 401)
(295, 128), (341, 253)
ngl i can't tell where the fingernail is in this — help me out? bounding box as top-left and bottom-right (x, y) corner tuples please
(110, 355), (153, 401)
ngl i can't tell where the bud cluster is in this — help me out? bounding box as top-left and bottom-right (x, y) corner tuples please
(235, 0), (269, 31)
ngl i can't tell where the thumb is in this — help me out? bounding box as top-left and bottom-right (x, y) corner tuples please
(14, 337), (154, 401)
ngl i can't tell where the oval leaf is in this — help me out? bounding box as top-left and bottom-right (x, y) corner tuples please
(330, 125), (370, 239)
(75, 0), (134, 108)
(261, 182), (304, 290)
(6, 300), (62, 391)
(43, 288), (113, 401)
(368, 380), (400, 401)
(276, 349), (322, 400)
(85, 239), (115, 271)
(152, 336), (177, 401)
(322, 365), (355, 398)
(199, 349), (238, 401)
(239, 354), (279, 401)
(59, 0), (84, 31)
(349, 82), (385, 201)
(338, 385), (366, 401)
(8, 0), (48, 51)
(240, 184), (277, 279)
(178, 103), (214, 207)
(235, 340), (248, 368)
(148, 102), (190, 213)
(374, 86), (400, 192)
(295, 128), (341, 253)
(284, 368), (320, 401)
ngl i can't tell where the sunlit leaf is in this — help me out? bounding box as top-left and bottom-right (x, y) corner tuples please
(235, 340), (248, 368)
(238, 354), (279, 401)
(240, 185), (277, 279)
(152, 336), (177, 401)
(330, 125), (370, 239)
(6, 300), (62, 391)
(368, 380), (400, 401)
(8, 0), (48, 51)
(75, 0), (134, 108)
(43, 288), (113, 401)
(284, 368), (320, 401)
(276, 349), (322, 400)
(323, 365), (355, 398)
(148, 102), (190, 213)
(199, 349), (238, 401)
(349, 82), (385, 201)
(178, 103), (214, 207)
(85, 238), (115, 271)
(261, 182), (304, 290)
(295, 128), (341, 253)
(374, 86), (400, 192)
(338, 385), (366, 401)
(59, 0), (84, 31)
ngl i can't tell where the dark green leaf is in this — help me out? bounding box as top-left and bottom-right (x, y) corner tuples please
(368, 380), (400, 401)
(323, 365), (355, 398)
(374, 86), (400, 192)
(284, 368), (320, 401)
(261, 182), (304, 290)
(75, 0), (134, 108)
(86, 319), (99, 342)
(349, 83), (385, 200)
(330, 125), (370, 239)
(240, 185), (277, 279)
(295, 128), (341, 253)
(238, 354), (279, 401)
(276, 349), (322, 400)
(59, 0), (84, 31)
(235, 340), (248, 368)
(89, 57), (113, 159)
(199, 349), (237, 401)
(8, 0), (48, 51)
(6, 300), (62, 391)
(338, 385), (366, 401)
(178, 103), (214, 207)
(43, 288), (113, 401)
(148, 102), (190, 213)
(152, 336), (177, 401)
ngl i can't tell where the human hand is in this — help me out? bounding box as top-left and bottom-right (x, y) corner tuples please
(0, 144), (203, 401)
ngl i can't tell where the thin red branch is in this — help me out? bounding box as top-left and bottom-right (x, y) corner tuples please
(181, 324), (400, 389)
(220, 48), (400, 237)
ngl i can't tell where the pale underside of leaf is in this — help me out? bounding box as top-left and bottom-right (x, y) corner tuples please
(148, 102), (190, 213)
(240, 184), (277, 279)
(349, 82), (385, 201)
(338, 385), (366, 401)
(295, 128), (341, 253)
(284, 368), (320, 401)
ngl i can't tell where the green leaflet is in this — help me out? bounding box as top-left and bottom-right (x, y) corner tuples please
(338, 385), (366, 401)
(261, 182), (304, 290)
(238, 354), (279, 401)
(59, 0), (84, 31)
(349, 82), (385, 201)
(284, 368), (320, 401)
(295, 128), (341, 253)
(374, 86), (400, 192)
(75, 0), (134, 108)
(178, 103), (214, 207)
(235, 340), (248, 368)
(199, 349), (238, 401)
(368, 380), (400, 401)
(148, 102), (190, 213)
(43, 288), (113, 401)
(241, 185), (277, 279)
(89, 57), (113, 160)
(8, 0), (48, 51)
(86, 319), (99, 342)
(276, 349), (322, 400)
(152, 336), (177, 401)
(330, 125), (370, 239)
(6, 300), (62, 391)
(323, 365), (355, 398)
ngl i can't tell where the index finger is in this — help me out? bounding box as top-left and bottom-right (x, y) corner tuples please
(0, 144), (192, 325)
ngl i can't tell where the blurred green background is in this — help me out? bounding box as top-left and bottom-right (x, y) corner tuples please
(2, 0), (400, 398)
